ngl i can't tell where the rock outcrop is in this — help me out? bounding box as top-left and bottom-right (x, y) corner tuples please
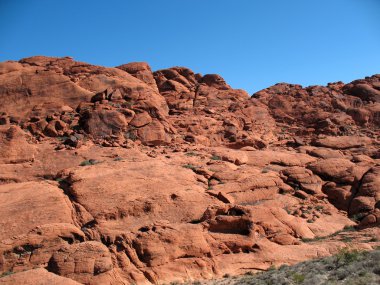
(0, 56), (379, 284)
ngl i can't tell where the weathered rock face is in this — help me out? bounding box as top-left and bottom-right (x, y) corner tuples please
(0, 56), (172, 146)
(153, 66), (276, 147)
(0, 182), (74, 240)
(0, 56), (379, 284)
(0, 126), (35, 164)
(116, 62), (159, 92)
(254, 76), (380, 135)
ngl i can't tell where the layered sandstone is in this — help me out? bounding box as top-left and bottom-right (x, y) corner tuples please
(0, 56), (379, 284)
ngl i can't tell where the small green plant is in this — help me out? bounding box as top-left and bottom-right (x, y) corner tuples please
(261, 168), (270, 173)
(268, 265), (276, 271)
(124, 130), (138, 141)
(342, 225), (356, 231)
(350, 213), (366, 223)
(55, 177), (65, 183)
(315, 205), (324, 211)
(80, 159), (100, 166)
(0, 271), (13, 278)
(124, 100), (136, 108)
(182, 164), (197, 170)
(57, 136), (69, 142)
(334, 248), (360, 266)
(211, 155), (221, 161)
(109, 102), (121, 108)
(301, 226), (357, 243)
(284, 207), (292, 214)
(292, 272), (305, 284)
(185, 151), (198, 157)
(341, 236), (353, 242)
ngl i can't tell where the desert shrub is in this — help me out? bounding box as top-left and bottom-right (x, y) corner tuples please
(80, 159), (100, 166)
(349, 213), (366, 222)
(182, 164), (197, 170)
(0, 271), (13, 278)
(315, 205), (324, 211)
(334, 249), (360, 267)
(211, 155), (221, 160)
(261, 167), (270, 173)
(208, 249), (380, 285)
(185, 151), (199, 157)
(124, 130), (138, 141)
(292, 272), (305, 284)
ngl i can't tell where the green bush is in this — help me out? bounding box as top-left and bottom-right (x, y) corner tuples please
(0, 271), (13, 278)
(80, 159), (100, 166)
(292, 272), (305, 284)
(211, 155), (221, 160)
(203, 249), (380, 285)
(182, 164), (197, 170)
(185, 152), (199, 157)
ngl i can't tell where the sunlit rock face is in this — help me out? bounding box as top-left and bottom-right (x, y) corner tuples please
(0, 56), (379, 284)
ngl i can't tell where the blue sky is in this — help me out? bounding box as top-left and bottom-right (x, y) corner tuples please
(0, 0), (379, 93)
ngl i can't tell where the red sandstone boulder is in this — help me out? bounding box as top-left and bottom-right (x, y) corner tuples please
(48, 241), (114, 285)
(0, 126), (35, 164)
(350, 166), (380, 225)
(117, 62), (158, 92)
(312, 136), (373, 150)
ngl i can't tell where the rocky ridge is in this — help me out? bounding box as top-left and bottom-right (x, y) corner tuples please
(0, 56), (379, 284)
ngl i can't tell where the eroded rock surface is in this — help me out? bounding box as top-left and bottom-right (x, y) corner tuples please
(0, 56), (379, 284)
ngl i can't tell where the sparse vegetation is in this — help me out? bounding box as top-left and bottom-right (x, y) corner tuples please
(284, 207), (292, 214)
(292, 272), (305, 284)
(185, 151), (199, 157)
(350, 213), (367, 223)
(124, 130), (138, 141)
(315, 205), (324, 211)
(211, 155), (221, 161)
(182, 164), (197, 170)
(0, 271), (14, 278)
(301, 226), (356, 243)
(192, 249), (380, 285)
(261, 167), (270, 173)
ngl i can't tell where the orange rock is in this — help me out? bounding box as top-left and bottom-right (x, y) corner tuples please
(0, 126), (35, 164)
(0, 56), (379, 284)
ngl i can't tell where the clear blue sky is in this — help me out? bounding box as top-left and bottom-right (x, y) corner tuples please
(0, 0), (379, 93)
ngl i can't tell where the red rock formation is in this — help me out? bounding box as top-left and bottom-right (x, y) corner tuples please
(0, 56), (379, 284)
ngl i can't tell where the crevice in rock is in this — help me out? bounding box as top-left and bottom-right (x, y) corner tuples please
(347, 168), (372, 217)
(205, 191), (230, 204)
(56, 177), (97, 240)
